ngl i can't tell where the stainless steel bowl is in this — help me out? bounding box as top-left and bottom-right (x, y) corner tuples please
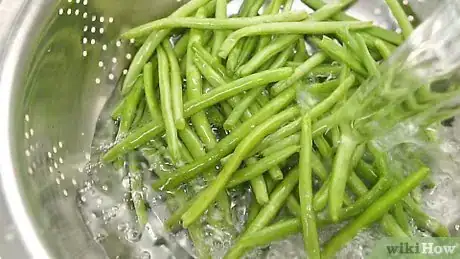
(0, 0), (446, 258)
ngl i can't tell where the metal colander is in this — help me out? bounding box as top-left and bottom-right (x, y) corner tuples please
(0, 0), (455, 259)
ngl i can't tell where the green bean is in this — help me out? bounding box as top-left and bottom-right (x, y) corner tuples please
(247, 157), (270, 205)
(374, 38), (392, 60)
(251, 176), (270, 205)
(350, 143), (366, 169)
(268, 46), (296, 69)
(225, 0), (264, 74)
(347, 171), (369, 197)
(312, 179), (330, 212)
(224, 218), (301, 259)
(300, 0), (403, 45)
(385, 0), (413, 39)
(143, 62), (164, 123)
(148, 87), (297, 190)
(286, 195), (301, 217)
(310, 0), (355, 21)
(423, 107), (460, 127)
(392, 202), (411, 235)
(183, 68), (293, 117)
(121, 0), (213, 94)
(111, 98), (126, 120)
(249, 0), (354, 70)
(192, 49), (257, 120)
(192, 43), (233, 82)
(178, 141), (195, 164)
(284, 0), (295, 10)
(246, 0), (265, 16)
(118, 78), (144, 137)
(165, 192), (197, 231)
(261, 118), (302, 149)
(299, 114), (321, 259)
(158, 45), (181, 163)
(236, 36), (261, 68)
(311, 152), (328, 181)
(206, 106), (226, 127)
(226, 41), (244, 75)
(329, 123), (359, 222)
(220, 101), (234, 118)
(224, 87), (263, 130)
(247, 195), (261, 225)
(309, 75), (356, 119)
(178, 125), (205, 160)
(127, 12), (310, 35)
(314, 134), (333, 159)
(322, 167), (430, 258)
(187, 9), (218, 150)
(238, 0), (252, 17)
(403, 197), (450, 237)
(174, 32), (190, 59)
(293, 38), (308, 62)
(128, 153), (148, 227)
(381, 213), (409, 238)
(179, 54), (187, 77)
(355, 33), (380, 76)
(188, 222), (212, 259)
(309, 64), (343, 77)
(237, 35), (300, 77)
(307, 79), (341, 95)
(256, 0), (287, 52)
(179, 127), (232, 228)
(227, 146), (300, 187)
(211, 0), (227, 57)
(132, 99), (147, 128)
(318, 176), (393, 224)
(162, 41), (186, 130)
(243, 168), (300, 236)
(271, 52), (327, 95)
(219, 21), (372, 58)
(310, 36), (367, 76)
(256, 90), (270, 107)
(103, 122), (165, 162)
(335, 28), (360, 55)
(215, 189), (234, 227)
(260, 133), (300, 157)
(356, 160), (379, 184)
(181, 107), (301, 227)
(268, 166), (284, 181)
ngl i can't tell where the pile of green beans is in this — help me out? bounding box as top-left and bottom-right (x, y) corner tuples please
(105, 0), (454, 258)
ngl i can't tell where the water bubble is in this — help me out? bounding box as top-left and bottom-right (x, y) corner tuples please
(140, 251), (151, 259)
(126, 228), (142, 243)
(94, 232), (108, 243)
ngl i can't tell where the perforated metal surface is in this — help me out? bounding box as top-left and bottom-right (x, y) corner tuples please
(0, 0), (447, 258)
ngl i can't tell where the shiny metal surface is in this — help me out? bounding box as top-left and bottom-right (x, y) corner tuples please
(0, 0), (445, 258)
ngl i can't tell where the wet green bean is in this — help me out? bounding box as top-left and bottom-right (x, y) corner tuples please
(181, 107), (301, 227)
(299, 114), (321, 259)
(219, 21), (373, 58)
(121, 0), (213, 94)
(162, 41), (186, 130)
(322, 167), (430, 258)
(227, 146), (300, 187)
